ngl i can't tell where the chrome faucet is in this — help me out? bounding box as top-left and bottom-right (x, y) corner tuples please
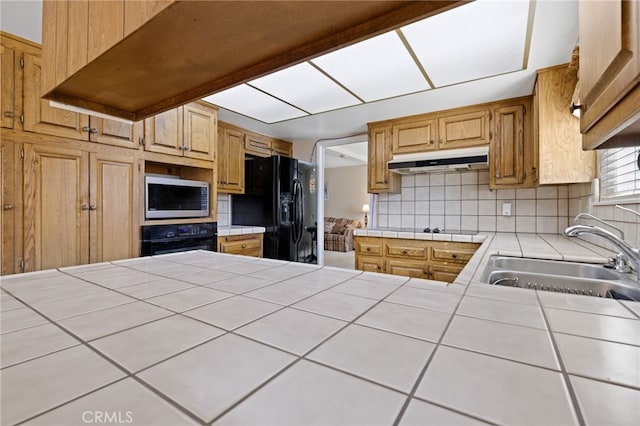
(564, 224), (640, 281)
(573, 212), (625, 240)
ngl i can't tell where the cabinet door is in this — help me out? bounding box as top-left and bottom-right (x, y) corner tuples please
(368, 125), (399, 193)
(271, 139), (292, 157)
(90, 117), (139, 149)
(89, 152), (138, 263)
(1, 140), (23, 275)
(356, 255), (384, 273)
(438, 109), (490, 149)
(491, 105), (525, 187)
(144, 106), (183, 156)
(429, 264), (463, 283)
(579, 0), (640, 132)
(23, 54), (88, 140)
(87, 0), (124, 62)
(183, 103), (216, 161)
(23, 144), (89, 271)
(1, 45), (16, 129)
(245, 132), (272, 157)
(386, 259), (428, 279)
(218, 127), (245, 193)
(391, 119), (437, 153)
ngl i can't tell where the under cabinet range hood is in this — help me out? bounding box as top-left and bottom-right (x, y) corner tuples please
(388, 146), (489, 174)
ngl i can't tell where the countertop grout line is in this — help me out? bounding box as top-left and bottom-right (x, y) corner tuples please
(1, 289), (208, 426)
(206, 275), (412, 425)
(392, 273), (490, 426)
(536, 291), (586, 426)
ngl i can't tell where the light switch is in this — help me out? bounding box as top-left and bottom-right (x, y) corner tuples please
(502, 202), (512, 216)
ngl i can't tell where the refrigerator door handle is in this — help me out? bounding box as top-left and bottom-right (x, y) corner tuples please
(292, 179), (304, 245)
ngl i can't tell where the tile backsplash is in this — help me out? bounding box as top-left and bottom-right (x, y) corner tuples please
(376, 171), (569, 234)
(217, 193), (230, 226)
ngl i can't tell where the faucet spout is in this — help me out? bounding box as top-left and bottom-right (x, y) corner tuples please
(564, 224), (640, 281)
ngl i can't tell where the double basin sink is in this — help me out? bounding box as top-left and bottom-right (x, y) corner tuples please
(482, 255), (640, 301)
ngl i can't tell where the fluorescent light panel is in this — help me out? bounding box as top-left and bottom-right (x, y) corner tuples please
(312, 32), (430, 102)
(249, 62), (362, 114)
(402, 0), (530, 87)
(202, 85), (307, 123)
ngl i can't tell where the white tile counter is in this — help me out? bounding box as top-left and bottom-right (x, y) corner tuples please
(1, 249), (638, 425)
(217, 226), (265, 237)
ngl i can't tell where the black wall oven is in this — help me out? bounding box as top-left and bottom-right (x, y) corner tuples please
(141, 222), (217, 256)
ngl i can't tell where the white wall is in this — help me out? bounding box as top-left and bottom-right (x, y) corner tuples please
(324, 165), (368, 221)
(0, 0), (42, 43)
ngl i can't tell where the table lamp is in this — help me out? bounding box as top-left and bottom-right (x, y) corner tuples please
(361, 204), (370, 228)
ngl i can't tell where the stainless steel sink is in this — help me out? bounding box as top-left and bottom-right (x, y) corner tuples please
(481, 256), (640, 301)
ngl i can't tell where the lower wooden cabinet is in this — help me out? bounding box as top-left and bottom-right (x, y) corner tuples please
(218, 233), (263, 257)
(21, 143), (139, 272)
(354, 236), (480, 283)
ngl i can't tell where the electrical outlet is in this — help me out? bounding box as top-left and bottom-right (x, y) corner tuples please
(502, 202), (512, 216)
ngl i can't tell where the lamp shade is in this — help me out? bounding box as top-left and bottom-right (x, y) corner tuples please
(361, 204), (370, 213)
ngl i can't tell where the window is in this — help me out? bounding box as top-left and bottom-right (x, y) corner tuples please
(599, 147), (640, 200)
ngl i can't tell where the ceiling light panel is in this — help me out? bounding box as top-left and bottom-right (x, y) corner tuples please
(249, 62), (362, 114)
(402, 0), (530, 87)
(202, 85), (307, 123)
(312, 32), (430, 102)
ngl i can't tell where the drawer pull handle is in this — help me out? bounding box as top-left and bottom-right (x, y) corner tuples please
(3, 204), (14, 210)
(366, 247), (371, 251)
(4, 111), (14, 118)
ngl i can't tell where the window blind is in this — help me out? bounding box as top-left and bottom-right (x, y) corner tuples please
(599, 147), (640, 199)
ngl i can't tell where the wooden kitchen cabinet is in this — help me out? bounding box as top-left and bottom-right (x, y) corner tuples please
(1, 140), (24, 275)
(23, 53), (140, 148)
(354, 236), (479, 283)
(533, 65), (596, 184)
(579, 0), (640, 149)
(437, 109), (491, 149)
(144, 102), (217, 161)
(22, 143), (138, 271)
(218, 233), (263, 257)
(368, 125), (400, 194)
(41, 0), (173, 96)
(244, 132), (292, 158)
(490, 100), (533, 189)
(391, 118), (437, 153)
(217, 123), (245, 194)
(1, 42), (18, 130)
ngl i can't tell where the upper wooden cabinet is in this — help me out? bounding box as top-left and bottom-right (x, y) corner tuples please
(244, 132), (293, 158)
(368, 125), (400, 194)
(533, 65), (596, 185)
(389, 107), (490, 154)
(40, 0), (465, 121)
(579, 0), (640, 149)
(1, 44), (17, 129)
(490, 103), (527, 188)
(217, 124), (245, 194)
(144, 102), (217, 161)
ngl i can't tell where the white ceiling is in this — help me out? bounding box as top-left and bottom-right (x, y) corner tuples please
(325, 142), (369, 169)
(0, 0), (579, 144)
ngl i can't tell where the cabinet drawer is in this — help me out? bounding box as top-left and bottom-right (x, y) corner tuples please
(356, 255), (383, 273)
(430, 264), (464, 283)
(386, 259), (428, 279)
(218, 234), (262, 256)
(385, 242), (428, 259)
(356, 240), (383, 256)
(431, 247), (475, 264)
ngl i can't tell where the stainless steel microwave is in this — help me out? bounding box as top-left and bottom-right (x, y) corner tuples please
(145, 176), (209, 219)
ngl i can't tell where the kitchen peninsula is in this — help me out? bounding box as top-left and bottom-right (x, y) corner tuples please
(1, 234), (638, 426)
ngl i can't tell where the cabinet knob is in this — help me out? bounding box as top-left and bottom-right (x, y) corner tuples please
(89, 204), (97, 211)
(452, 254), (457, 258)
(241, 244), (247, 249)
(4, 111), (14, 118)
(3, 204), (14, 210)
(402, 250), (408, 255)
(81, 204), (90, 211)
(82, 126), (91, 133)
(366, 247), (371, 251)
(429, 140), (434, 145)
(90, 128), (98, 134)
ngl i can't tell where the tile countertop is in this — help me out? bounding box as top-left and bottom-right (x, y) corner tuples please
(1, 246), (639, 425)
(217, 226), (266, 237)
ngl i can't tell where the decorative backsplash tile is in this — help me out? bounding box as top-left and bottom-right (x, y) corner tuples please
(376, 171), (570, 234)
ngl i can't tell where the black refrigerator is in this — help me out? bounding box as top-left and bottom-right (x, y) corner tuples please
(232, 156), (317, 263)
